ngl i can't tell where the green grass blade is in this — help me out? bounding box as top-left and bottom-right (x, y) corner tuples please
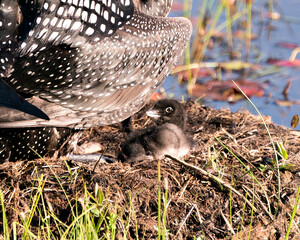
(215, 137), (272, 217)
(232, 80), (281, 215)
(0, 188), (10, 240)
(157, 160), (162, 239)
(285, 183), (300, 240)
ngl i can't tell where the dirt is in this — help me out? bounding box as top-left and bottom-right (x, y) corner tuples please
(0, 100), (299, 239)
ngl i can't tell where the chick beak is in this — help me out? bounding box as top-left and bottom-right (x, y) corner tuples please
(146, 109), (160, 119)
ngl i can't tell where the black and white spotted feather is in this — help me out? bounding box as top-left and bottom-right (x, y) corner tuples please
(0, 0), (191, 161)
(133, 0), (173, 17)
(0, 0), (191, 128)
(0, 127), (72, 162)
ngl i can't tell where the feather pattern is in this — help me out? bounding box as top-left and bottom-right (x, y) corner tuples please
(0, 0), (192, 128)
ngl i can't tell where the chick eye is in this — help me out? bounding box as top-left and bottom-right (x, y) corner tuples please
(165, 107), (173, 113)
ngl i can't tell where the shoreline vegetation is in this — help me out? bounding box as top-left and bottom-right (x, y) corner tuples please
(1, 101), (299, 239)
(1, 0), (300, 239)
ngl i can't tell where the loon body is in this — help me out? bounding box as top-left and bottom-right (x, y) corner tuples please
(120, 99), (192, 162)
(0, 0), (192, 128)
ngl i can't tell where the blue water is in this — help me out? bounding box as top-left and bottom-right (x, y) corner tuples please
(163, 0), (300, 130)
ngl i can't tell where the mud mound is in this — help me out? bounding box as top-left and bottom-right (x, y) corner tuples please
(0, 101), (299, 239)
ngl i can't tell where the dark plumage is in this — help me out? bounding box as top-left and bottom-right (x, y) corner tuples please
(0, 0), (191, 161)
(0, 0), (192, 128)
(119, 99), (192, 163)
(0, 80), (49, 120)
(0, 127), (72, 162)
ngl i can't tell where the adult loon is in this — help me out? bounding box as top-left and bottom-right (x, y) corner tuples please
(0, 0), (192, 128)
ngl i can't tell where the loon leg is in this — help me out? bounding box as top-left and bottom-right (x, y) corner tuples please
(67, 154), (115, 163)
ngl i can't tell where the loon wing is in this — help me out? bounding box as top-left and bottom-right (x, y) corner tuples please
(0, 0), (49, 120)
(0, 79), (49, 120)
(0, 0), (192, 128)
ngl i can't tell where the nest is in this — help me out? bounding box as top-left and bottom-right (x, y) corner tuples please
(0, 101), (299, 239)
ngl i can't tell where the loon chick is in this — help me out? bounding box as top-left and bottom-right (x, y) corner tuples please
(0, 0), (192, 129)
(119, 99), (192, 163)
